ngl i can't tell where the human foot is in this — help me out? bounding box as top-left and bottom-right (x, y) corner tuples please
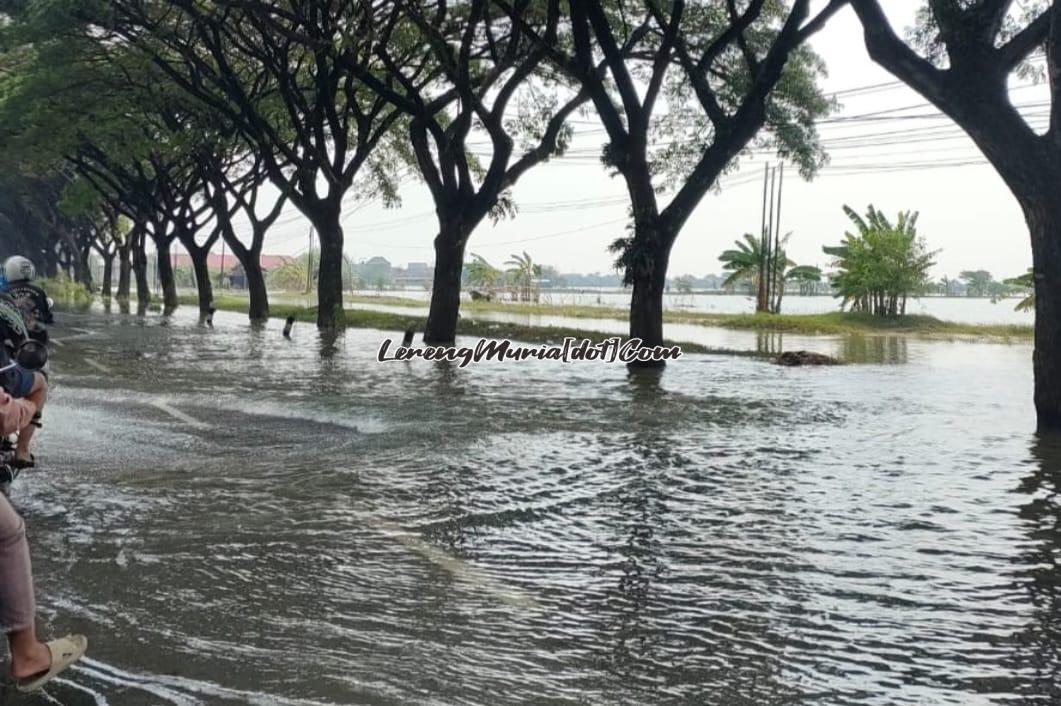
(16, 635), (88, 692)
(10, 640), (51, 680)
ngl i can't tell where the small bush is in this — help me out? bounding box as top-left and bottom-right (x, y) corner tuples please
(37, 274), (94, 309)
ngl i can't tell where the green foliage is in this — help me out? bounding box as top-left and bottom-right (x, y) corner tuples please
(266, 258), (309, 293)
(465, 254), (503, 290)
(824, 205), (937, 317)
(38, 274), (93, 308)
(1004, 268), (1035, 312)
(958, 270), (995, 298)
(718, 232), (821, 311)
(505, 251), (542, 302)
(647, 3), (835, 187)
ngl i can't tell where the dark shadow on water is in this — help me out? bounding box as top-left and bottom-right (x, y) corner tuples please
(624, 366), (665, 404)
(429, 359), (466, 397)
(317, 329), (342, 359)
(1008, 432), (1061, 702)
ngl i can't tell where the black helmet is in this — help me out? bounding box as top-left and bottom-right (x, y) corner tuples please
(14, 339), (47, 370)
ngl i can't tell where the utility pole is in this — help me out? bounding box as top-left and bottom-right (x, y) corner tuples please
(758, 164), (769, 312)
(771, 162), (784, 313)
(764, 166), (776, 313)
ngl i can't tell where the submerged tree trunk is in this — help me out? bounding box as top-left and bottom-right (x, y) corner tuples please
(155, 237), (178, 313)
(101, 252), (114, 298)
(189, 248), (214, 316)
(133, 229), (150, 306)
(311, 203), (345, 329)
(1029, 200), (1061, 429)
(117, 240), (131, 301)
(245, 257), (269, 322)
(424, 223), (469, 345)
(626, 222), (673, 367)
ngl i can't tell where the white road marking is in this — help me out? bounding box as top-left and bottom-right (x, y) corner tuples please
(374, 518), (538, 609)
(149, 399), (207, 429)
(48, 338), (64, 347)
(83, 358), (112, 374)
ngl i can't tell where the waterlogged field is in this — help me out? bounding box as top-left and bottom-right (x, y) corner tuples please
(4, 304), (1057, 705)
(351, 289), (1035, 326)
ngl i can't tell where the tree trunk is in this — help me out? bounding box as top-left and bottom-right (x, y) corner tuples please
(1030, 201), (1061, 429)
(133, 231), (150, 305)
(76, 247), (93, 290)
(245, 257), (269, 322)
(311, 204), (345, 329)
(424, 223), (468, 345)
(189, 248), (214, 317)
(101, 253), (114, 298)
(217, 211), (271, 322)
(627, 228), (673, 367)
(155, 238), (179, 313)
(117, 240), (131, 301)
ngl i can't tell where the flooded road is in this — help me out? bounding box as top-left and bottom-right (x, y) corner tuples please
(4, 306), (1058, 705)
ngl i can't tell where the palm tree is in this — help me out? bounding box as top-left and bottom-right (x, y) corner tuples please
(1004, 268), (1035, 312)
(718, 233), (820, 313)
(465, 253), (502, 292)
(505, 251), (542, 302)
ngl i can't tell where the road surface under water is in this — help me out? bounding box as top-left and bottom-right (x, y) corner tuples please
(2, 305), (1057, 705)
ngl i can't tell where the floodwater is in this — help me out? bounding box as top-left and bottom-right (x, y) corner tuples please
(3, 304), (1058, 705)
(353, 289), (1035, 326)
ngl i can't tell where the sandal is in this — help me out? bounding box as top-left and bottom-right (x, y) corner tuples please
(16, 634), (88, 692)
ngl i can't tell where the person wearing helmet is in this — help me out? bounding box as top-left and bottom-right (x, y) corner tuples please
(2, 258), (52, 345)
(0, 293), (46, 469)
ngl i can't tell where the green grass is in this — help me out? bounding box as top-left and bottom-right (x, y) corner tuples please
(190, 294), (755, 357)
(343, 293), (1033, 340)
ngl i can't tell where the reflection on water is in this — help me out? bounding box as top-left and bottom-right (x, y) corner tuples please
(839, 335), (909, 365)
(1013, 434), (1061, 702)
(2, 305), (1049, 704)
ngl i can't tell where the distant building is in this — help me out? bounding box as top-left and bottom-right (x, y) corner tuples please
(392, 261), (433, 288)
(170, 253), (293, 289)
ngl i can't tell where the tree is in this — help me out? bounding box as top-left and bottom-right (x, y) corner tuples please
(343, 1), (588, 343)
(505, 251), (542, 302)
(824, 205), (936, 317)
(502, 0), (843, 363)
(267, 257), (310, 293)
(102, 0), (408, 328)
(465, 254), (504, 291)
(719, 232), (821, 312)
(959, 270), (995, 298)
(848, 1), (1061, 425)
(1006, 269), (1036, 312)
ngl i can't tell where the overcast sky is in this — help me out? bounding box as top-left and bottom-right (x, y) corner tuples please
(211, 3), (1043, 281)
